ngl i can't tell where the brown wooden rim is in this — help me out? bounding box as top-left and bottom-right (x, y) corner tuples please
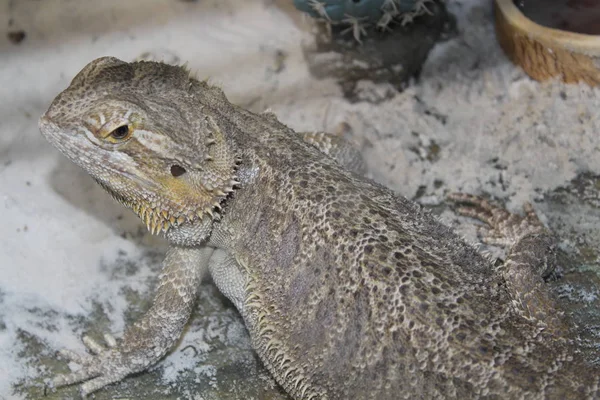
(495, 0), (600, 56)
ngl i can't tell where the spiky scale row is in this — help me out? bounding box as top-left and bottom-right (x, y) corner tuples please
(131, 114), (240, 236)
(127, 175), (239, 235)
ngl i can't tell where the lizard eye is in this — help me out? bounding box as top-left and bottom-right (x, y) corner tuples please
(110, 125), (130, 140)
(170, 164), (187, 177)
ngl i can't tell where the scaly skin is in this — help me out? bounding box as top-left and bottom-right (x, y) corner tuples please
(39, 57), (599, 399)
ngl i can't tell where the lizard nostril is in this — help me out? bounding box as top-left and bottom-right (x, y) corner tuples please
(170, 165), (186, 177)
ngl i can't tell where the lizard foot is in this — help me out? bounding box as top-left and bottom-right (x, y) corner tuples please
(52, 333), (145, 397)
(449, 193), (567, 333)
(447, 192), (546, 247)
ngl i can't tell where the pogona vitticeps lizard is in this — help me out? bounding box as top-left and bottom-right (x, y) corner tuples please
(39, 57), (599, 399)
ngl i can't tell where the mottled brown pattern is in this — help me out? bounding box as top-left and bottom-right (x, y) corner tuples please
(40, 57), (599, 399)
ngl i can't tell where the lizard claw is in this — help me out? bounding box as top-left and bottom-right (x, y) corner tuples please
(447, 192), (546, 247)
(53, 333), (137, 397)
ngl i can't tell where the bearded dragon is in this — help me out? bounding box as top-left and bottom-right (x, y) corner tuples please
(39, 57), (599, 399)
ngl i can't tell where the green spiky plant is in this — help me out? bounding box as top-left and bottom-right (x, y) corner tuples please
(293, 0), (436, 41)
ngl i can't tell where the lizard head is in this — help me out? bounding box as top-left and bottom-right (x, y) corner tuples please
(39, 56), (238, 235)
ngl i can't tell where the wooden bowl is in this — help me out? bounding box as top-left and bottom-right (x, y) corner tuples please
(494, 0), (600, 86)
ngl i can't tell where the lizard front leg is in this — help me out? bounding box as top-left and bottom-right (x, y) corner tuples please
(448, 193), (570, 337)
(51, 245), (213, 397)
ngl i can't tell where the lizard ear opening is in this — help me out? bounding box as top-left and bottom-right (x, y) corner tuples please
(170, 164), (187, 177)
(131, 115), (239, 235)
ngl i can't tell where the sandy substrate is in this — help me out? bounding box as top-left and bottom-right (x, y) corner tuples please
(1, 0), (599, 399)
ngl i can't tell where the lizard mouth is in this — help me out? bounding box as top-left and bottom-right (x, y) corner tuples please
(39, 115), (54, 132)
(39, 115), (76, 141)
(39, 114), (95, 170)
